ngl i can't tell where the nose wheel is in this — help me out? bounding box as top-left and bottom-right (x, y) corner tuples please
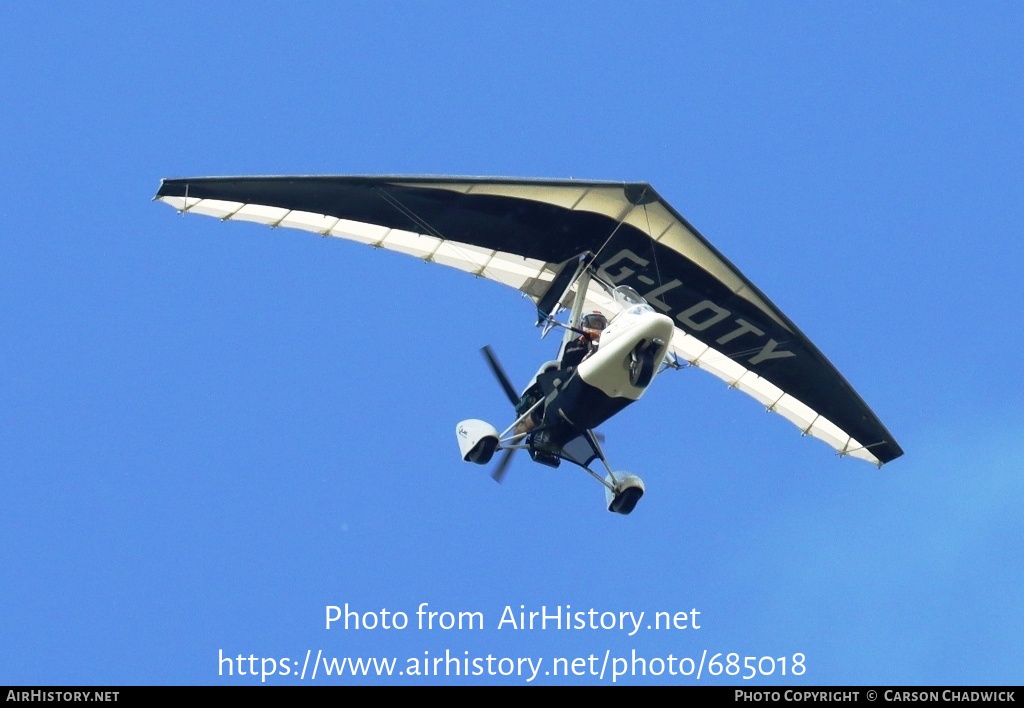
(629, 341), (658, 388)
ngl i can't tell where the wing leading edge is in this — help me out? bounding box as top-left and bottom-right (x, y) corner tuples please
(154, 175), (903, 466)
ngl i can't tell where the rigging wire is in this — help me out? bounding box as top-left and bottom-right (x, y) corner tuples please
(643, 202), (664, 289)
(587, 190), (641, 268)
(373, 186), (510, 278)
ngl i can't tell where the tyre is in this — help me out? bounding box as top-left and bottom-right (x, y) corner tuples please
(629, 343), (656, 388)
(604, 473), (645, 515)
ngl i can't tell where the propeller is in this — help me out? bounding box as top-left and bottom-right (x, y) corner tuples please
(490, 448), (515, 483)
(481, 345), (519, 407)
(481, 345), (520, 482)
(479, 346), (602, 483)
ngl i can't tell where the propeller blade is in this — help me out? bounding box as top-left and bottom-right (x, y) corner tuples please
(491, 448), (516, 483)
(481, 345), (519, 407)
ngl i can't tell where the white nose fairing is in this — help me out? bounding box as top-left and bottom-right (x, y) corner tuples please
(577, 309), (674, 400)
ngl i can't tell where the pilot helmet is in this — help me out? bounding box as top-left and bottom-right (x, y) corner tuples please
(581, 311), (608, 332)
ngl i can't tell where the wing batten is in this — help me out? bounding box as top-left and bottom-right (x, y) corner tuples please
(155, 175), (902, 465)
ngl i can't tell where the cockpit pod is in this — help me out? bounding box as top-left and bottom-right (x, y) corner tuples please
(590, 286), (674, 390)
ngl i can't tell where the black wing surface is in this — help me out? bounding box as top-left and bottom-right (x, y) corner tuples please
(155, 175), (902, 466)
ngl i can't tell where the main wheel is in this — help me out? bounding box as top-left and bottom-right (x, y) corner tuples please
(604, 473), (645, 515)
(466, 434), (498, 464)
(629, 343), (656, 388)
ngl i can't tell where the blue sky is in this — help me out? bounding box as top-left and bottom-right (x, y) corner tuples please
(1, 2), (1022, 685)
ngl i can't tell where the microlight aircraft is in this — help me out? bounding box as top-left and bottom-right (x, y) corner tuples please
(155, 176), (902, 514)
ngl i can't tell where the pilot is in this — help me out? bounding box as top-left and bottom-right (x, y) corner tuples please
(514, 311), (608, 436)
(560, 311), (607, 371)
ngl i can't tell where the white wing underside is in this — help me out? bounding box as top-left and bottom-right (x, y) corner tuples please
(158, 193), (880, 466)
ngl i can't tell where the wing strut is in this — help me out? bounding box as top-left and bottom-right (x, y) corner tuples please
(560, 266), (592, 359)
(535, 254), (586, 326)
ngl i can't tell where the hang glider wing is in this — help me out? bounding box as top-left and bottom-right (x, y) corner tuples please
(154, 175), (902, 466)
